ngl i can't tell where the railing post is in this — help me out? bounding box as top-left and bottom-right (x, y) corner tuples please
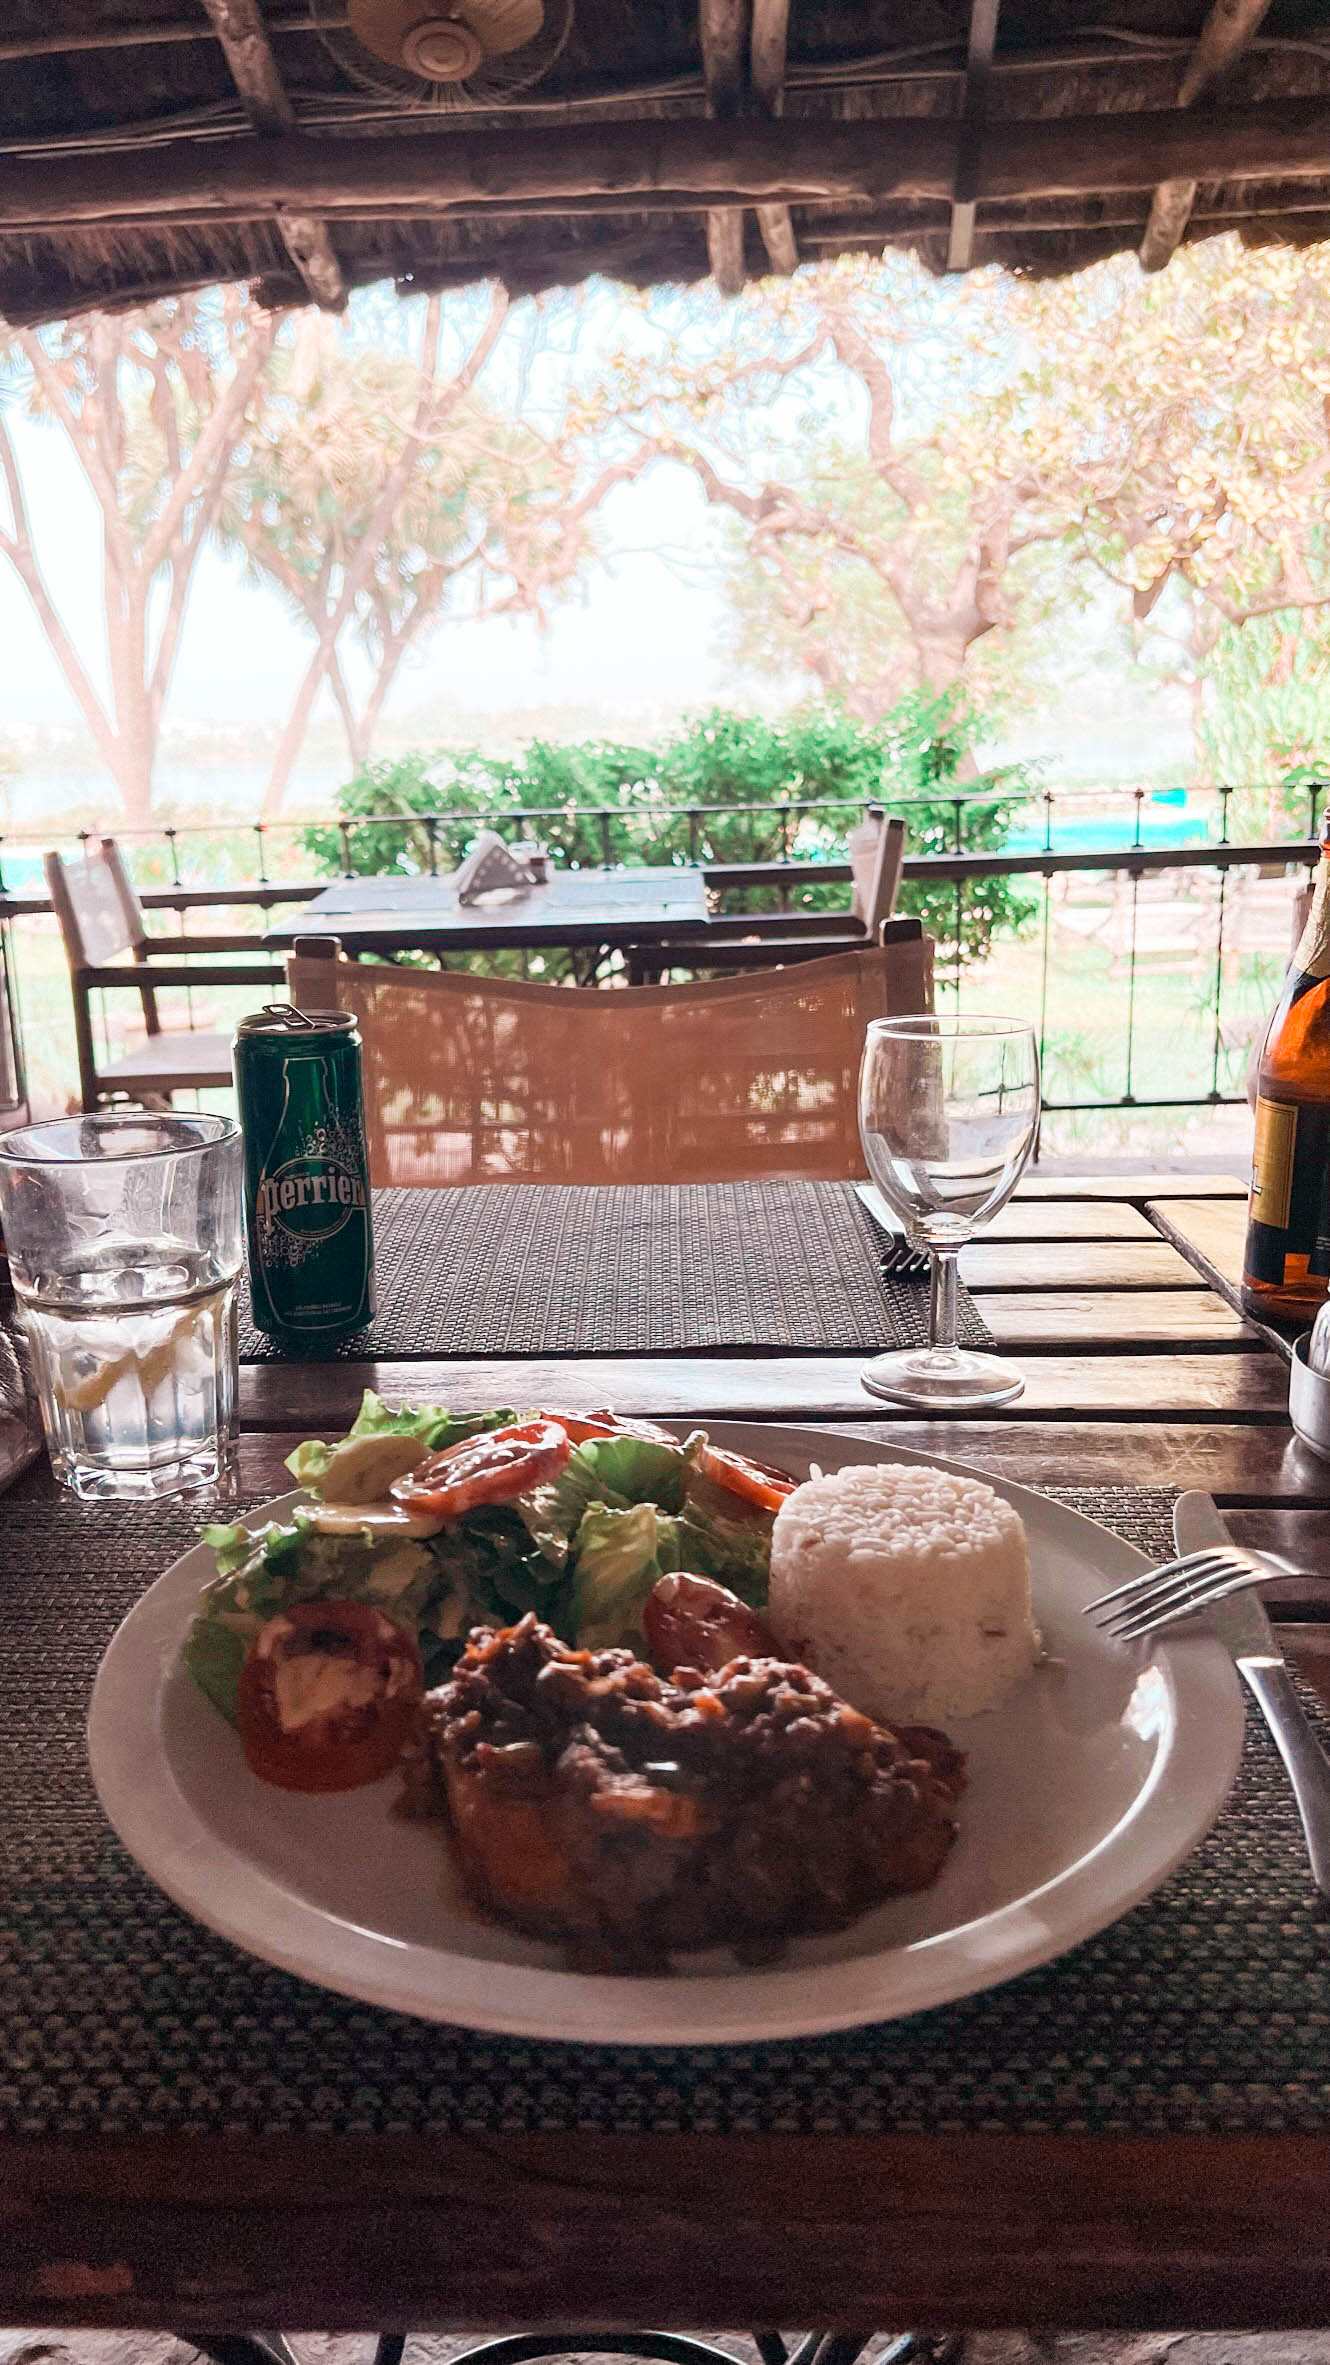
(339, 819), (353, 879)
(254, 822), (269, 886)
(425, 818), (440, 877)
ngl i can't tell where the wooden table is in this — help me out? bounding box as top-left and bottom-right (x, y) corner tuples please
(7, 1168), (1330, 2338)
(266, 866), (711, 962)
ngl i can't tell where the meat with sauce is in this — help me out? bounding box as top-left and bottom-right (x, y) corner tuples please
(405, 1613), (964, 1970)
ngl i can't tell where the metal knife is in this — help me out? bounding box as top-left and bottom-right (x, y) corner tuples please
(851, 1178), (907, 1239)
(1174, 1489), (1330, 1899)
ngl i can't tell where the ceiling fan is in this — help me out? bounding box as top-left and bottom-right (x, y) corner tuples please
(312, 0), (573, 108)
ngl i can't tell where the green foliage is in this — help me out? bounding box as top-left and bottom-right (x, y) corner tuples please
(1200, 607), (1330, 836)
(302, 696), (1037, 974)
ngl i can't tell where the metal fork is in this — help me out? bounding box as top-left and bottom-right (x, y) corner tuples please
(879, 1237), (931, 1282)
(852, 1180), (931, 1280)
(1084, 1546), (1266, 1643)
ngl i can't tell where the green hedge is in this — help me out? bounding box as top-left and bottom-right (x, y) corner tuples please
(303, 698), (1036, 974)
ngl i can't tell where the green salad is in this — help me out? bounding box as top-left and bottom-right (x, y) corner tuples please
(185, 1393), (778, 1727)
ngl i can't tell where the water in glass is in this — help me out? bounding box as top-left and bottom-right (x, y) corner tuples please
(18, 1245), (238, 1499)
(0, 1112), (243, 1500)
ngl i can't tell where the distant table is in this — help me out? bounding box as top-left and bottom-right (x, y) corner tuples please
(266, 866), (710, 961)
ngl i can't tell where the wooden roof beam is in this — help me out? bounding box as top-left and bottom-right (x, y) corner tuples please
(699, 0), (751, 294)
(4, 105), (1330, 228)
(752, 0), (797, 276)
(947, 0), (1000, 271)
(1139, 0), (1277, 272)
(198, 0), (346, 310)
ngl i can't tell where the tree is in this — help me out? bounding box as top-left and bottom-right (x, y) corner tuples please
(590, 258), (1080, 722)
(589, 241), (1330, 770)
(1065, 240), (1330, 638)
(0, 293), (275, 823)
(1199, 607), (1330, 830)
(224, 289), (645, 815)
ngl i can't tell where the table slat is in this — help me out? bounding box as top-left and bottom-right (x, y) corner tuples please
(985, 1200), (1160, 1241)
(973, 1289), (1253, 1345)
(1016, 1172), (1247, 1200)
(960, 1241), (1207, 1290)
(2, 2131), (1328, 2333)
(238, 1348), (1292, 1428)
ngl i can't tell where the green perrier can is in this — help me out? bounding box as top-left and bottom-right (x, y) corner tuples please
(234, 1004), (375, 1342)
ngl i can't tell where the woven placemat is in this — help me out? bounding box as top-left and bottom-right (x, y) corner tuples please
(3, 1480), (1329, 2138)
(238, 1182), (995, 1361)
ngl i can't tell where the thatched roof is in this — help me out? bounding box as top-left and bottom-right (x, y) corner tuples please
(1, 0), (1329, 324)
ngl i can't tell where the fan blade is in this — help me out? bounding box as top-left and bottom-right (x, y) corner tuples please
(347, 0), (433, 71)
(454, 0), (544, 59)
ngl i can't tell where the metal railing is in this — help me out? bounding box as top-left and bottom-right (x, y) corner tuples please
(0, 780), (1322, 1140)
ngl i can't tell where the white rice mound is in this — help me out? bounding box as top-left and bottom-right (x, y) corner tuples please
(768, 1463), (1036, 1726)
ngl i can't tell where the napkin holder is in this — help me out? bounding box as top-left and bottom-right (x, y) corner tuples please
(453, 831), (537, 905)
(1289, 1331), (1330, 1463)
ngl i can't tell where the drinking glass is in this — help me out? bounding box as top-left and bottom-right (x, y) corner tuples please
(0, 1112), (243, 1500)
(858, 1014), (1040, 1408)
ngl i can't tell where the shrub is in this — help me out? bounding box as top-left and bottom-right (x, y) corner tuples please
(302, 696), (1036, 974)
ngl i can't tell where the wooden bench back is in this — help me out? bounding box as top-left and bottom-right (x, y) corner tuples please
(287, 933), (934, 1190)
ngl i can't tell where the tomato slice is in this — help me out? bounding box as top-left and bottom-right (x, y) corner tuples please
(391, 1417), (570, 1517)
(531, 1409), (678, 1447)
(236, 1600), (423, 1793)
(643, 1572), (779, 1675)
(693, 1439), (799, 1512)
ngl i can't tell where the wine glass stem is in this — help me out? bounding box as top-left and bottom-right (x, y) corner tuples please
(929, 1246), (960, 1359)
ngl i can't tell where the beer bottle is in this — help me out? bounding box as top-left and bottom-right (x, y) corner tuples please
(1242, 841), (1330, 1321)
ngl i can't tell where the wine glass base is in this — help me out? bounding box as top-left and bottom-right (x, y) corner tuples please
(859, 1346), (1026, 1409)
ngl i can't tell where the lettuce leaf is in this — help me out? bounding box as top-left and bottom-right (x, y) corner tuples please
(514, 1432), (688, 1569)
(285, 1391), (516, 1487)
(674, 1499), (773, 1604)
(572, 1501), (668, 1649)
(575, 1432), (688, 1510)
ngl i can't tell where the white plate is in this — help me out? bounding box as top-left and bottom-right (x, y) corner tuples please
(87, 1423), (1245, 2046)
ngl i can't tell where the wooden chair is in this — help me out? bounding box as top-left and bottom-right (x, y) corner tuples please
(0, 911), (28, 1133)
(287, 926), (933, 1188)
(46, 840), (282, 1112)
(642, 808), (907, 978)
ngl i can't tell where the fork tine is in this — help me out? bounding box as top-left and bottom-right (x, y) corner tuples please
(1093, 1560), (1249, 1636)
(1111, 1565), (1266, 1643)
(1095, 1552), (1250, 1636)
(1084, 1548), (1237, 1617)
(1090, 1550), (1246, 1629)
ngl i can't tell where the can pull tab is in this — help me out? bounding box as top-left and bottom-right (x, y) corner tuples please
(260, 1002), (321, 1030)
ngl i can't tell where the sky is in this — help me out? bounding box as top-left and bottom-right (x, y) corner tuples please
(0, 401), (733, 729)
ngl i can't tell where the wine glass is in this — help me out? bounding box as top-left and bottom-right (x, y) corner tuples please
(858, 1013), (1040, 1408)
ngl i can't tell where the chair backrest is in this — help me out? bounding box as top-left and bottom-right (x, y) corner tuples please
(848, 810), (906, 936)
(287, 932), (934, 1188)
(44, 840), (147, 970)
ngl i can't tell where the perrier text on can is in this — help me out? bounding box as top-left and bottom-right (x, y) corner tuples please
(233, 1004), (375, 1341)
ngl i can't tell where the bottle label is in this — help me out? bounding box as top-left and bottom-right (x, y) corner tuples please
(1246, 1094), (1330, 1283)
